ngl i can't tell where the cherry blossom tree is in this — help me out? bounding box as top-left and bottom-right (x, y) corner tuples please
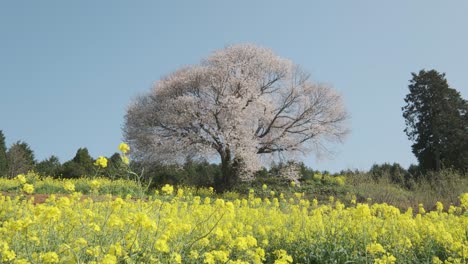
(124, 44), (348, 190)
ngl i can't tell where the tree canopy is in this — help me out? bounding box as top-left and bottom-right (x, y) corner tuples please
(6, 141), (35, 178)
(402, 69), (467, 172)
(125, 44), (349, 190)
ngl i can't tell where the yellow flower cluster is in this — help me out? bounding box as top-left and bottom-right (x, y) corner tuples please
(94, 156), (108, 168)
(1, 174), (146, 197)
(119, 142), (130, 165)
(0, 186), (466, 263)
(118, 143), (130, 154)
(15, 174), (34, 194)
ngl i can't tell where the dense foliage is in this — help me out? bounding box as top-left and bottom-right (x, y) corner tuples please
(402, 70), (468, 172)
(5, 141), (35, 178)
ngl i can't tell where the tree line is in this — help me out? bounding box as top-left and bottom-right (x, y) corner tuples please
(0, 128), (462, 192)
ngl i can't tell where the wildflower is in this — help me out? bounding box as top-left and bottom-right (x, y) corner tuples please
(100, 254), (117, 264)
(189, 250), (199, 260)
(366, 242), (386, 254)
(121, 155), (129, 165)
(274, 249), (293, 264)
(154, 238), (169, 253)
(335, 176), (346, 186)
(118, 142), (130, 154)
(22, 183), (34, 194)
(290, 181), (296, 187)
(17, 174), (27, 184)
(2, 249), (16, 262)
(262, 184), (268, 190)
(161, 184), (174, 195)
(374, 254), (396, 264)
(64, 181), (75, 192)
(74, 238), (88, 248)
(460, 193), (468, 210)
(177, 188), (184, 197)
(432, 256), (443, 264)
(436, 201), (444, 212)
(204, 252), (215, 264)
(41, 252), (59, 263)
(312, 198), (318, 207)
(90, 179), (101, 190)
(109, 243), (123, 257)
(44, 207), (61, 221)
(418, 203), (425, 214)
(86, 246), (101, 257)
(94, 156), (108, 168)
(171, 253), (182, 264)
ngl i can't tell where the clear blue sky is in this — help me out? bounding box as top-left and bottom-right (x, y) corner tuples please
(1, 1), (467, 173)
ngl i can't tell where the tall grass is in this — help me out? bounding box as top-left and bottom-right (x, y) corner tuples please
(346, 169), (467, 211)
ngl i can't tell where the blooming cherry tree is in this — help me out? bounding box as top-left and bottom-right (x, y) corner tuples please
(124, 44), (348, 190)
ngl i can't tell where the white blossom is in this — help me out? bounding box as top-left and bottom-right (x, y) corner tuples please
(124, 44), (348, 183)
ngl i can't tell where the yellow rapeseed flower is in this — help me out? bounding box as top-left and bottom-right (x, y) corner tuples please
(161, 184), (174, 195)
(418, 203), (426, 214)
(63, 181), (75, 192)
(41, 252), (59, 263)
(2, 249), (16, 262)
(22, 183), (34, 194)
(121, 155), (129, 165)
(100, 254), (117, 264)
(171, 253), (182, 264)
(366, 242), (386, 254)
(154, 238), (169, 253)
(94, 156), (108, 168)
(460, 193), (468, 210)
(118, 143), (130, 154)
(90, 179), (101, 190)
(16, 174), (27, 184)
(274, 249), (293, 264)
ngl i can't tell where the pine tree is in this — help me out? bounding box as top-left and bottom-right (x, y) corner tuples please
(402, 70), (468, 172)
(61, 148), (95, 178)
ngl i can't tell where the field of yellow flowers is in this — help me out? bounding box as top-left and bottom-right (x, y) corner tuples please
(0, 144), (467, 263)
(0, 177), (467, 263)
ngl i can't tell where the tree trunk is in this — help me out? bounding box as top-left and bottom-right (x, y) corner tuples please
(434, 150), (441, 171)
(217, 149), (239, 192)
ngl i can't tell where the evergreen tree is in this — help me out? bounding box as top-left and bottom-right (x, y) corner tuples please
(105, 153), (126, 179)
(0, 130), (7, 177)
(36, 155), (62, 177)
(61, 148), (95, 178)
(402, 70), (468, 172)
